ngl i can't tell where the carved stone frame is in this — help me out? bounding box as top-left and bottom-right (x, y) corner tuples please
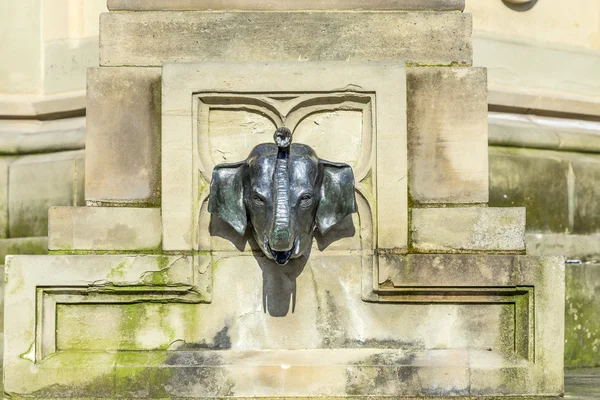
(161, 61), (408, 256)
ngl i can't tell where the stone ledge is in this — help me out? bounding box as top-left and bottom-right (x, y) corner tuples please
(100, 12), (472, 67)
(526, 233), (600, 262)
(0, 91), (85, 119)
(107, 0), (466, 11)
(48, 207), (162, 251)
(411, 207), (526, 253)
(489, 112), (600, 154)
(0, 117), (85, 155)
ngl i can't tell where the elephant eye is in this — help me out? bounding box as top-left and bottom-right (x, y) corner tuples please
(299, 193), (313, 208)
(252, 194), (265, 206)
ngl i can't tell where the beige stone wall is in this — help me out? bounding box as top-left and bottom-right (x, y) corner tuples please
(466, 0), (600, 50)
(0, 0), (106, 263)
(0, 0), (107, 116)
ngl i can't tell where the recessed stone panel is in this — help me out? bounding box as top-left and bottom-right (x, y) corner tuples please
(162, 61), (407, 252)
(408, 67), (489, 204)
(100, 12), (472, 67)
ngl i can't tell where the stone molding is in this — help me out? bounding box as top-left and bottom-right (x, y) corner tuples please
(0, 117), (85, 155)
(107, 0), (466, 11)
(489, 112), (600, 154)
(0, 91), (86, 119)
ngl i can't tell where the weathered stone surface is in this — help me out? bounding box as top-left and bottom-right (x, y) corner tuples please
(0, 91), (86, 119)
(85, 67), (161, 206)
(379, 254), (520, 287)
(107, 0), (466, 11)
(4, 253), (565, 397)
(0, 156), (16, 238)
(0, 117), (86, 155)
(408, 67), (488, 204)
(8, 150), (85, 237)
(162, 61), (407, 251)
(489, 146), (570, 233)
(100, 12), (472, 67)
(565, 263), (600, 368)
(474, 34), (600, 118)
(48, 207), (162, 251)
(410, 207), (526, 253)
(526, 233), (600, 263)
(572, 155), (600, 235)
(565, 369), (600, 400)
(489, 112), (600, 154)
(0, 237), (47, 264)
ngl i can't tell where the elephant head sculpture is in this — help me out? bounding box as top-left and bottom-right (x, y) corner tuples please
(208, 127), (357, 265)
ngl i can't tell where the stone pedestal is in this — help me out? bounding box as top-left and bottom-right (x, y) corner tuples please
(3, 1), (565, 398)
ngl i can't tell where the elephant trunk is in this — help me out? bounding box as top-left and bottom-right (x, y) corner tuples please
(270, 128), (295, 253)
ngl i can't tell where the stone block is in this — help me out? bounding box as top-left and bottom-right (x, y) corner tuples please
(410, 207), (526, 253)
(379, 254), (520, 287)
(565, 263), (600, 368)
(85, 67), (161, 206)
(572, 155), (600, 234)
(8, 150), (85, 238)
(107, 0), (466, 11)
(0, 237), (48, 264)
(489, 146), (570, 233)
(162, 61), (407, 251)
(4, 253), (565, 397)
(407, 67), (489, 204)
(48, 207), (162, 251)
(100, 12), (472, 67)
(526, 233), (600, 263)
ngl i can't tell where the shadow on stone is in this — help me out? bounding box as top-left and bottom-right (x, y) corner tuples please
(314, 214), (356, 251)
(501, 0), (538, 12)
(252, 240), (309, 317)
(209, 215), (252, 252)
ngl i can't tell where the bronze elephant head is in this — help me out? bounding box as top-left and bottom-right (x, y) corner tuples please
(208, 128), (356, 265)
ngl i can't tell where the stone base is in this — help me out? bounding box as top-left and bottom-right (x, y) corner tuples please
(4, 349), (560, 398)
(4, 253), (564, 398)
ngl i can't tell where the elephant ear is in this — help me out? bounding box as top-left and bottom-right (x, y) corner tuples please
(208, 161), (247, 235)
(317, 160), (357, 235)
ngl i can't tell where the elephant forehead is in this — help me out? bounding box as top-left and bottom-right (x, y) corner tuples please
(247, 154), (319, 188)
(290, 157), (319, 187)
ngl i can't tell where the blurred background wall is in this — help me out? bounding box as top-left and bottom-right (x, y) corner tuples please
(0, 0), (598, 368)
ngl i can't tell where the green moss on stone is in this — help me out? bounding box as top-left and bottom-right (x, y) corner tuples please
(565, 264), (600, 368)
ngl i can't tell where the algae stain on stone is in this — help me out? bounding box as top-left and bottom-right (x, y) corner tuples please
(107, 261), (127, 281)
(19, 341), (35, 363)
